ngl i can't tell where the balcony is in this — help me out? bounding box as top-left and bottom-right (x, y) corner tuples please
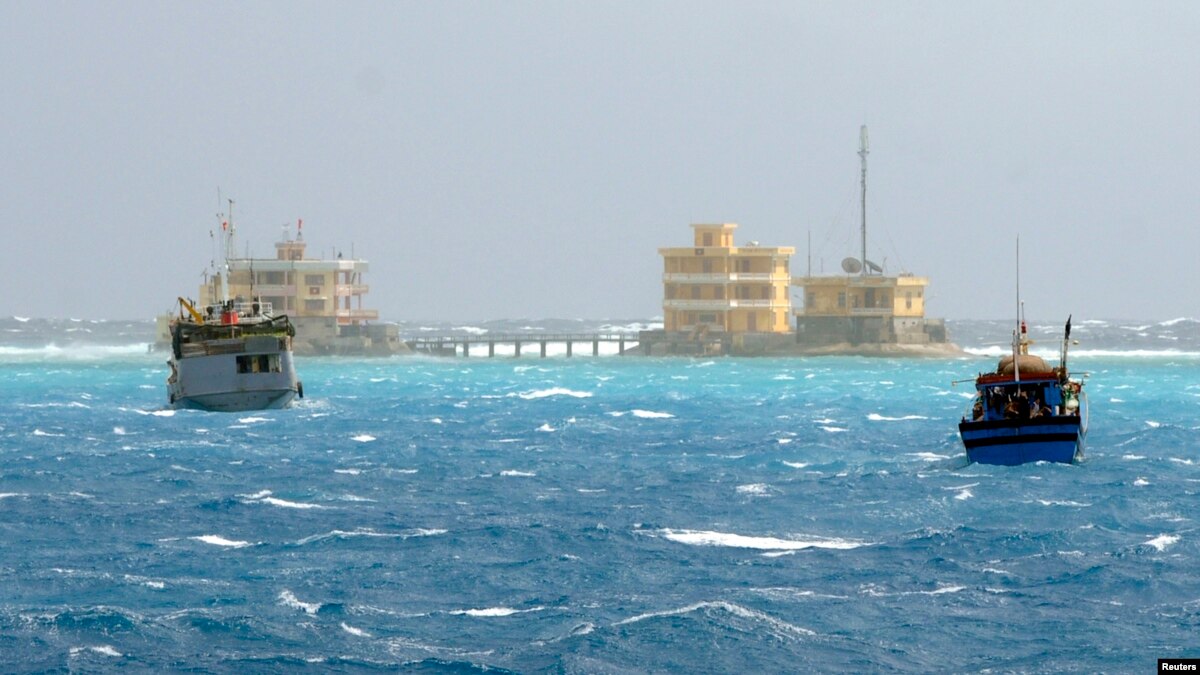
(334, 284), (370, 297)
(664, 299), (790, 310)
(662, 273), (788, 283)
(336, 308), (380, 321)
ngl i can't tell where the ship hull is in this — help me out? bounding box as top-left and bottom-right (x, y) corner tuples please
(168, 336), (300, 412)
(959, 417), (1084, 466)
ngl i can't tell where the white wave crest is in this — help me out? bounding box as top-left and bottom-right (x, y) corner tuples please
(295, 527), (446, 545)
(500, 470), (536, 477)
(279, 589), (322, 615)
(656, 529), (868, 551)
(736, 483), (772, 496)
(351, 434), (376, 442)
(608, 409), (675, 419)
(1145, 534), (1179, 551)
(614, 600), (814, 637)
(868, 413), (929, 421)
(516, 388), (592, 399)
(782, 461), (809, 469)
(258, 497), (327, 510)
(450, 606), (544, 617)
(191, 534), (252, 548)
(536, 423), (556, 432)
(341, 622), (372, 637)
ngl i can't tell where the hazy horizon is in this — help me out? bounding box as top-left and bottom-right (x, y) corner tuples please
(3, 2), (1197, 323)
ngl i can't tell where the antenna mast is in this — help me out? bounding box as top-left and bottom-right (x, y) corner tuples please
(859, 124), (869, 276)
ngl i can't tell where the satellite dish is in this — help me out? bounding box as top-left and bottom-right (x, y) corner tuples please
(841, 257), (862, 274)
(865, 259), (883, 274)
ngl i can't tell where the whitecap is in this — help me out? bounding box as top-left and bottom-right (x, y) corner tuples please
(624, 409), (674, 419)
(1146, 421), (1162, 428)
(868, 413), (929, 421)
(536, 423), (556, 432)
(259, 497), (327, 510)
(237, 416), (271, 424)
(1145, 534), (1179, 551)
(72, 646), (121, 657)
(191, 535), (252, 548)
(782, 461), (809, 469)
(501, 470), (536, 477)
(279, 589), (322, 615)
(341, 622), (372, 637)
(240, 489), (273, 499)
(1123, 454), (1146, 461)
(736, 484), (772, 496)
(451, 606), (543, 617)
(655, 528), (868, 551)
(335, 468), (362, 475)
(1134, 477), (1150, 486)
(1037, 499), (1091, 507)
(954, 489), (973, 500)
(614, 601), (814, 637)
(112, 426), (126, 435)
(294, 528), (446, 545)
(776, 438), (793, 445)
(351, 434), (376, 442)
(821, 426), (848, 433)
(910, 452), (950, 461)
(517, 388), (592, 400)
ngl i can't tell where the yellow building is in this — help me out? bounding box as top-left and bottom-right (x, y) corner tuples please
(791, 272), (944, 344)
(660, 223), (794, 334)
(191, 226), (403, 354)
(200, 232), (377, 327)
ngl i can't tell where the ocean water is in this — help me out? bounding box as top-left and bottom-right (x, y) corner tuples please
(2, 317), (1199, 672)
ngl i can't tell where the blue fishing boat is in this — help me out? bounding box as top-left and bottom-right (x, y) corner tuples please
(958, 316), (1087, 465)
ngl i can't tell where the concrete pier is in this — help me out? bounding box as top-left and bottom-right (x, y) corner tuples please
(406, 333), (637, 358)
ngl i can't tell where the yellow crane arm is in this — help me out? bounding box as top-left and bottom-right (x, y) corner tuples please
(178, 297), (205, 324)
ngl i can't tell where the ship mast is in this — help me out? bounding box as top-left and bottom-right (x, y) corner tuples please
(859, 125), (869, 276)
(219, 198), (235, 305)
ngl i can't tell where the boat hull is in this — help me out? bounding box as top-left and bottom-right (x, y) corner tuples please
(168, 342), (300, 412)
(959, 416), (1084, 465)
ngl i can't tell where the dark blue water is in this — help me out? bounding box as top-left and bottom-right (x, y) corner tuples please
(1, 318), (1198, 671)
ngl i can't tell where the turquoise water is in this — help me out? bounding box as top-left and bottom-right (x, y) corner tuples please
(1, 324), (1198, 671)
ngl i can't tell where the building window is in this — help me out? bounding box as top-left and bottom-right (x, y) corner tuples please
(715, 286), (724, 300)
(691, 286), (701, 300)
(702, 259), (712, 273)
(838, 292), (846, 308)
(703, 233), (712, 246)
(305, 274), (324, 286)
(305, 299), (325, 312)
(905, 292), (912, 309)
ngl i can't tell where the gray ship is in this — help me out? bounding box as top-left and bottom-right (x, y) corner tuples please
(167, 297), (302, 411)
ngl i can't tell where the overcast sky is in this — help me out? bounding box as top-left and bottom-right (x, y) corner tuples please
(2, 1), (1196, 322)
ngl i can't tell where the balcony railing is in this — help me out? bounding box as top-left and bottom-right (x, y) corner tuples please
(662, 273), (788, 283)
(664, 299), (790, 310)
(334, 284), (370, 297)
(336, 308), (380, 320)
